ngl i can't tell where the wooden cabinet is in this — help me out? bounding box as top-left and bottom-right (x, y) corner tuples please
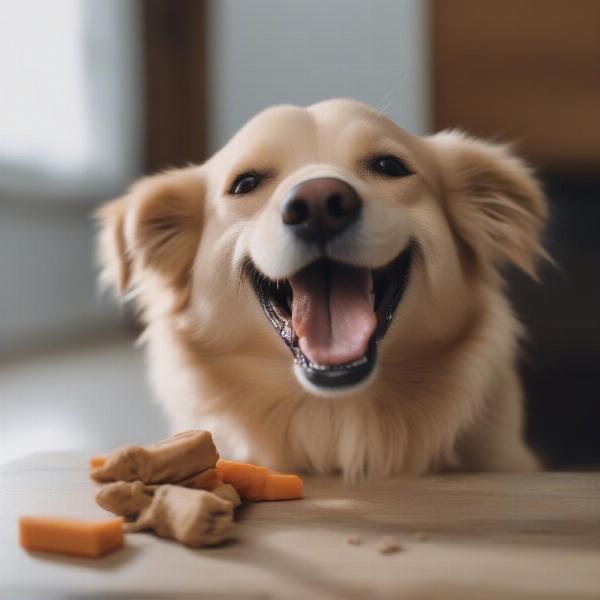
(432, 0), (600, 171)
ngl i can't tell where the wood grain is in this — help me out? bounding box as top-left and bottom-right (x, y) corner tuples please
(1, 452), (599, 598)
(432, 0), (600, 171)
(142, 0), (207, 173)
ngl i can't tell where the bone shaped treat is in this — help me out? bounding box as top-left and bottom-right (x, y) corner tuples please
(95, 481), (157, 518)
(94, 466), (225, 518)
(96, 480), (241, 518)
(90, 430), (219, 484)
(212, 483), (242, 508)
(178, 467), (221, 490)
(124, 485), (234, 547)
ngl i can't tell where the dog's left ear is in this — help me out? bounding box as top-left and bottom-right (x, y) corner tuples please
(427, 131), (549, 278)
(95, 166), (205, 308)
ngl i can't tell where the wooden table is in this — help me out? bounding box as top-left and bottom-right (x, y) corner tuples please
(1, 452), (599, 599)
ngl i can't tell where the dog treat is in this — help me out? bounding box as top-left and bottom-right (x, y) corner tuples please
(93, 467), (222, 519)
(261, 473), (304, 501)
(19, 516), (123, 558)
(90, 430), (219, 484)
(217, 460), (268, 500)
(377, 537), (402, 555)
(89, 456), (107, 469)
(95, 481), (157, 518)
(177, 467), (222, 490)
(216, 459), (303, 501)
(212, 483), (242, 508)
(96, 476), (240, 518)
(124, 485), (233, 547)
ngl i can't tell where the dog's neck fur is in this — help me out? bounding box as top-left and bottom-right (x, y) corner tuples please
(140, 278), (520, 482)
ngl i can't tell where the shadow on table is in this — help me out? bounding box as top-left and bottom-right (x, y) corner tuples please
(23, 543), (140, 571)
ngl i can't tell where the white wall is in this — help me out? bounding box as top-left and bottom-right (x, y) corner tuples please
(0, 0), (143, 199)
(0, 1), (142, 355)
(208, 0), (430, 152)
(0, 201), (119, 355)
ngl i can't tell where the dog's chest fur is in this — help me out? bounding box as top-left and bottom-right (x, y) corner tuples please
(143, 289), (518, 482)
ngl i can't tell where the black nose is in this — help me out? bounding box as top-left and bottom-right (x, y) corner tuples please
(281, 177), (362, 244)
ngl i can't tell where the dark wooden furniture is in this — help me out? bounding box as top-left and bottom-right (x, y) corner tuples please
(142, 0), (208, 172)
(432, 0), (600, 171)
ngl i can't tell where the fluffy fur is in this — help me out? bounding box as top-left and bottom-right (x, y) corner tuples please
(96, 99), (547, 481)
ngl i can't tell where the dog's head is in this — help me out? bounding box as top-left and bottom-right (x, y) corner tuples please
(97, 99), (547, 396)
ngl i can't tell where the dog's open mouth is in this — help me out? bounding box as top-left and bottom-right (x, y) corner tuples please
(246, 244), (413, 389)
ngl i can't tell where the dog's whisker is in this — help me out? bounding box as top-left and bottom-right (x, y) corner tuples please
(374, 79), (404, 113)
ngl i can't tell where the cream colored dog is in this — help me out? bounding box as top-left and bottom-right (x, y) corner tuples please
(97, 99), (547, 481)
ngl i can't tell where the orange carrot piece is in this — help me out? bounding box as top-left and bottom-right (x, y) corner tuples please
(216, 460), (303, 501)
(216, 460), (268, 499)
(217, 459), (268, 479)
(262, 473), (304, 501)
(89, 456), (107, 470)
(19, 516), (124, 558)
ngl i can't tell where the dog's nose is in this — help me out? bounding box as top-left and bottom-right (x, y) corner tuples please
(281, 177), (361, 244)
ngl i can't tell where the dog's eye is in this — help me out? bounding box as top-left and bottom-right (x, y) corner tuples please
(370, 155), (412, 177)
(230, 172), (263, 195)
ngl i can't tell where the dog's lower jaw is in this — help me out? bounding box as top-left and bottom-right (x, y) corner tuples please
(247, 243), (414, 394)
(293, 361), (379, 398)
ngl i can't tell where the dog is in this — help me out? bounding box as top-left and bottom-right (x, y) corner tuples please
(97, 99), (548, 481)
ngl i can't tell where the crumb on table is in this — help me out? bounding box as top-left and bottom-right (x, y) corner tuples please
(377, 537), (402, 554)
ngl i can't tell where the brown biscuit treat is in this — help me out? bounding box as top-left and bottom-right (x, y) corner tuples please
(212, 483), (242, 508)
(96, 468), (239, 518)
(95, 481), (157, 518)
(124, 485), (234, 547)
(90, 430), (219, 484)
(96, 476), (240, 519)
(177, 467), (221, 490)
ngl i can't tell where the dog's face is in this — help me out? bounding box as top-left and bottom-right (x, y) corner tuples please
(98, 99), (546, 397)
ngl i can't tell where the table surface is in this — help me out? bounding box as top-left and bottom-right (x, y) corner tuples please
(1, 452), (599, 599)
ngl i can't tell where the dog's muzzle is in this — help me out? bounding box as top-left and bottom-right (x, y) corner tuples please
(245, 177), (414, 393)
(281, 177), (362, 247)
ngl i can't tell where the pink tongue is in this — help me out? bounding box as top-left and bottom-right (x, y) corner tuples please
(290, 262), (376, 366)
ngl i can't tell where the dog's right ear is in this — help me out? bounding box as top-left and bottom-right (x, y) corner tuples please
(95, 167), (205, 301)
(96, 195), (131, 295)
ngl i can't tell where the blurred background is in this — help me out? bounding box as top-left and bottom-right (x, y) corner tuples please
(1, 0), (598, 466)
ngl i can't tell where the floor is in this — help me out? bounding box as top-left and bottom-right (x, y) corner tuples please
(0, 334), (167, 465)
